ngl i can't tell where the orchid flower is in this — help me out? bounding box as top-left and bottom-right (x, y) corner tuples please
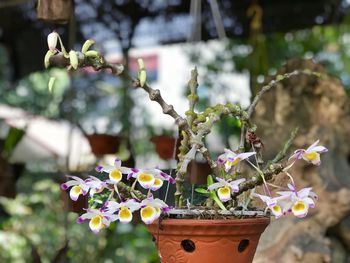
(207, 177), (246, 202)
(289, 140), (328, 166)
(217, 149), (256, 172)
(61, 175), (90, 201)
(85, 175), (107, 196)
(252, 193), (287, 219)
(139, 197), (169, 224)
(96, 158), (133, 184)
(105, 199), (140, 224)
(77, 208), (118, 233)
(277, 184), (317, 218)
(128, 168), (175, 190)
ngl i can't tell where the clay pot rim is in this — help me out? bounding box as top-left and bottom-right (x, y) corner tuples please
(158, 216), (270, 226)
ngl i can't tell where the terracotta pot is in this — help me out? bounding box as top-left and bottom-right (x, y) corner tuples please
(151, 136), (179, 160)
(37, 0), (73, 24)
(86, 134), (122, 156)
(147, 217), (270, 263)
(60, 189), (88, 214)
(186, 161), (212, 184)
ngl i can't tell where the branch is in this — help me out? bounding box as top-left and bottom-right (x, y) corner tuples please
(49, 52), (124, 75)
(232, 163), (285, 198)
(269, 127), (299, 165)
(117, 181), (146, 200)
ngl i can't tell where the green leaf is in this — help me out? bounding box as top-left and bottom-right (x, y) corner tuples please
(3, 127), (26, 158)
(195, 188), (209, 195)
(48, 76), (56, 93)
(207, 175), (214, 186)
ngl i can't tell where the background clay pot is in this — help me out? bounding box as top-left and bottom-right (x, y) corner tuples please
(86, 134), (122, 156)
(147, 217), (270, 263)
(186, 161), (212, 184)
(151, 135), (180, 160)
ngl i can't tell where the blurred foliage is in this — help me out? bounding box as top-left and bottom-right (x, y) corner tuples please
(0, 66), (70, 118)
(189, 23), (350, 145)
(2, 127), (26, 159)
(191, 24), (350, 97)
(0, 178), (158, 263)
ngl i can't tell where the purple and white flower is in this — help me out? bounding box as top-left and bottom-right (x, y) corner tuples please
(139, 197), (169, 224)
(85, 175), (107, 196)
(208, 177), (246, 202)
(252, 193), (287, 219)
(77, 208), (119, 233)
(128, 168), (175, 190)
(61, 175), (90, 201)
(96, 158), (133, 184)
(277, 184), (317, 218)
(289, 140), (328, 166)
(105, 199), (140, 224)
(218, 149), (256, 172)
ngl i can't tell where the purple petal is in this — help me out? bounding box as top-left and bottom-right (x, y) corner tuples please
(95, 165), (103, 172)
(168, 177), (176, 184)
(76, 217), (85, 224)
(61, 183), (68, 190)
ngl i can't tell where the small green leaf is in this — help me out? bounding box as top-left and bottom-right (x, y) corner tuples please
(195, 188), (209, 195)
(69, 50), (78, 70)
(81, 39), (95, 54)
(3, 127), (25, 158)
(207, 175), (214, 186)
(48, 76), (56, 93)
(85, 50), (100, 58)
(139, 70), (147, 87)
(44, 50), (54, 68)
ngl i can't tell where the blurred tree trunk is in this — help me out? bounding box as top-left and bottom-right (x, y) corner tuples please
(252, 59), (350, 262)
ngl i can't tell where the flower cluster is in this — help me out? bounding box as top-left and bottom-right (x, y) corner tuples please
(61, 158), (174, 232)
(211, 140), (326, 219)
(61, 140), (327, 232)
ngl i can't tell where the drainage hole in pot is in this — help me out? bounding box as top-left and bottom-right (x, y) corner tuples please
(238, 239), (249, 253)
(181, 239), (196, 252)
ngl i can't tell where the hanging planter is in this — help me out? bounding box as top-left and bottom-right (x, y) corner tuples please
(86, 134), (122, 156)
(186, 160), (212, 184)
(151, 135), (180, 160)
(37, 0), (73, 24)
(60, 188), (88, 214)
(147, 213), (270, 263)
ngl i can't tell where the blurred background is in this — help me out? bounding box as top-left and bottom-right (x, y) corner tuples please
(0, 0), (350, 262)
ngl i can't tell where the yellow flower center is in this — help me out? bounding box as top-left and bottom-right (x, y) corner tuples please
(218, 185), (231, 195)
(72, 185), (82, 195)
(227, 157), (241, 167)
(110, 169), (122, 182)
(293, 201), (306, 212)
(119, 207), (132, 220)
(90, 215), (102, 228)
(138, 173), (153, 182)
(153, 178), (163, 186)
(141, 206), (155, 219)
(272, 205), (281, 213)
(304, 152), (318, 161)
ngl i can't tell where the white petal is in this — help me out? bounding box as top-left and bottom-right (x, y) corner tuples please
(140, 206), (157, 224)
(69, 185), (82, 201)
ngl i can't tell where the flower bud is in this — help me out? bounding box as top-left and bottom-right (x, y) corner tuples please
(47, 31), (59, 52)
(81, 39), (95, 54)
(85, 50), (100, 58)
(69, 50), (78, 70)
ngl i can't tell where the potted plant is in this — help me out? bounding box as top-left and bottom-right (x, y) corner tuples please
(47, 32), (327, 262)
